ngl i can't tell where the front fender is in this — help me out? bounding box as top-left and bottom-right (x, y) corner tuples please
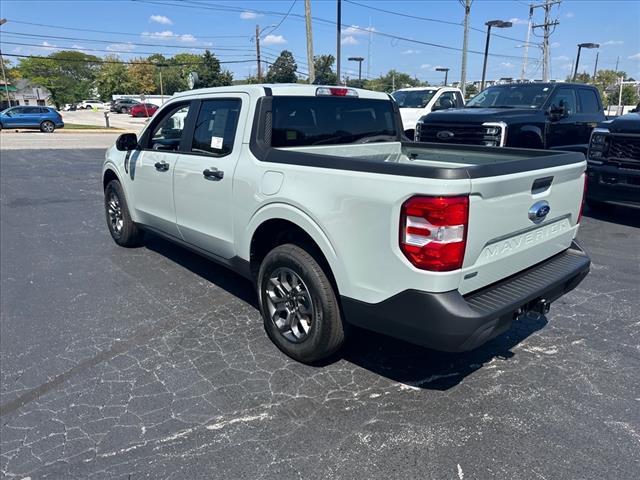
(240, 202), (350, 296)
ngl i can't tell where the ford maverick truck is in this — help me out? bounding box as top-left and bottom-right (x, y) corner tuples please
(416, 83), (605, 153)
(103, 84), (590, 363)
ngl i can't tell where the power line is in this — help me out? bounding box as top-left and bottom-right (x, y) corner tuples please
(3, 19), (253, 39)
(1, 52), (255, 66)
(136, 0), (527, 60)
(0, 40), (255, 58)
(264, 0), (298, 36)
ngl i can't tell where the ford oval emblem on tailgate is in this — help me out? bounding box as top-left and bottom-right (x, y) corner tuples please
(436, 130), (454, 140)
(528, 200), (551, 223)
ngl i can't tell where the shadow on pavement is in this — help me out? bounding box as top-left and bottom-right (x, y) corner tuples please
(143, 233), (548, 391)
(584, 204), (640, 228)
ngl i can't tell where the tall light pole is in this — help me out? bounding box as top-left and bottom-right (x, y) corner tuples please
(572, 42), (599, 82)
(255, 24), (276, 82)
(0, 18), (11, 108)
(435, 67), (450, 86)
(348, 56), (364, 86)
(481, 20), (512, 91)
(336, 0), (342, 84)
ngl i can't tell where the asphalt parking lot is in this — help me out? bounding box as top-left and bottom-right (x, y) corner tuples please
(1, 143), (639, 479)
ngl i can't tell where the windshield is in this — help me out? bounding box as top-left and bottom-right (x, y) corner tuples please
(391, 89), (437, 108)
(271, 96), (397, 147)
(466, 84), (553, 109)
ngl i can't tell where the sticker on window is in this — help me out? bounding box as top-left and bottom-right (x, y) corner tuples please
(286, 130), (297, 140)
(210, 136), (224, 150)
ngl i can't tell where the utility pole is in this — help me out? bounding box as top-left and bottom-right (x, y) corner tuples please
(592, 50), (599, 80)
(256, 24), (262, 81)
(615, 56), (619, 73)
(459, 0), (471, 98)
(336, 0), (342, 84)
(305, 0), (315, 84)
(531, 0), (560, 82)
(367, 17), (372, 79)
(521, 5), (533, 81)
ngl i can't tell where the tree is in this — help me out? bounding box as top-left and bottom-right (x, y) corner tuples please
(617, 84), (639, 105)
(465, 83), (479, 99)
(127, 58), (157, 94)
(194, 50), (232, 88)
(96, 56), (132, 100)
(313, 54), (337, 85)
(265, 50), (297, 83)
(18, 51), (100, 106)
(165, 53), (202, 93)
(363, 70), (422, 92)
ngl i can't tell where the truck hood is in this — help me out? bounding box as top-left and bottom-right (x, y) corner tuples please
(421, 107), (542, 124)
(606, 112), (640, 134)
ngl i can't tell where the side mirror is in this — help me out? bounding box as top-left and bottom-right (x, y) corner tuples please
(116, 133), (138, 151)
(549, 104), (567, 120)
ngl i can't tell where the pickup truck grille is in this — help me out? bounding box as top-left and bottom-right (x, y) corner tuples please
(607, 135), (640, 167)
(417, 123), (503, 147)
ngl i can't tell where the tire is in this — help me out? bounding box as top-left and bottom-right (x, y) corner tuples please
(120, 107), (128, 114)
(104, 179), (144, 247)
(258, 244), (345, 363)
(40, 120), (55, 133)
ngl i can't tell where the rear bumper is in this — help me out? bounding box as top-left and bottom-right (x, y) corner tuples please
(341, 241), (590, 352)
(587, 164), (640, 208)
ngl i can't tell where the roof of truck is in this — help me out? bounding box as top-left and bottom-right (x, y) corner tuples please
(173, 84), (391, 100)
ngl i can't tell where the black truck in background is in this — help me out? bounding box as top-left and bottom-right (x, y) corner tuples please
(415, 83), (605, 154)
(586, 113), (640, 209)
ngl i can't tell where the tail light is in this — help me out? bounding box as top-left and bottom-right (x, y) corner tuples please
(400, 196), (469, 271)
(578, 173), (587, 224)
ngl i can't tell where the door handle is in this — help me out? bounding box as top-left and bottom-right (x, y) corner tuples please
(154, 161), (169, 172)
(203, 167), (224, 180)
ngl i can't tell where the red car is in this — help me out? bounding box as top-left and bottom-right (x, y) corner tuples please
(130, 103), (159, 117)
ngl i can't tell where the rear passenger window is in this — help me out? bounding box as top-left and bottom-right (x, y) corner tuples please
(578, 89), (600, 113)
(24, 107), (40, 114)
(150, 104), (190, 151)
(191, 99), (241, 156)
(549, 89), (577, 116)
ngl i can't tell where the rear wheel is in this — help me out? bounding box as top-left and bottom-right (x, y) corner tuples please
(104, 179), (144, 247)
(258, 244), (345, 363)
(120, 107), (128, 114)
(40, 120), (55, 133)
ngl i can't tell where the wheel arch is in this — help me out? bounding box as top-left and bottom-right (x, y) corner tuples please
(243, 204), (347, 295)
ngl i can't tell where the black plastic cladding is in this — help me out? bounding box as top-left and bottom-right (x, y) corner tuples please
(248, 95), (586, 180)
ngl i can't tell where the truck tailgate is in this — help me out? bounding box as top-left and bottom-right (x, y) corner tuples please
(459, 161), (586, 295)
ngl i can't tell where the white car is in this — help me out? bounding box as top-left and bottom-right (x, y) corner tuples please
(392, 86), (465, 139)
(79, 100), (104, 110)
(102, 84), (590, 363)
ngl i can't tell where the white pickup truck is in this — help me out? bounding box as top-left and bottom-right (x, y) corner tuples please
(103, 84), (590, 363)
(392, 86), (465, 139)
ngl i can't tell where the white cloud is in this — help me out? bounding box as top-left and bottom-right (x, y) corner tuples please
(554, 55), (570, 62)
(500, 62), (515, 68)
(401, 49), (421, 55)
(262, 34), (287, 45)
(341, 35), (358, 45)
(560, 62), (574, 71)
(150, 15), (172, 25)
(565, 12), (574, 18)
(550, 42), (560, 48)
(141, 31), (197, 42)
(71, 44), (89, 54)
(629, 53), (640, 60)
(107, 43), (136, 52)
(240, 10), (262, 19)
(342, 25), (375, 36)
(508, 17), (529, 25)
(420, 63), (431, 70)
(41, 41), (57, 50)
(602, 40), (623, 46)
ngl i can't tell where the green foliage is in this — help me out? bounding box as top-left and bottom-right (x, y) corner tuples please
(17, 51), (100, 106)
(194, 50), (233, 88)
(363, 70), (423, 92)
(265, 50), (297, 83)
(96, 56), (132, 100)
(313, 55), (337, 85)
(464, 83), (479, 99)
(127, 59), (157, 95)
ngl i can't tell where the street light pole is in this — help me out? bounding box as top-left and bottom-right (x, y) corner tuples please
(572, 42), (599, 82)
(435, 67), (449, 86)
(481, 20), (512, 92)
(255, 24), (277, 82)
(348, 56), (364, 86)
(336, 0), (342, 84)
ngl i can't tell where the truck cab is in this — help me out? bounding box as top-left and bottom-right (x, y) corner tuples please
(416, 83), (605, 153)
(391, 86), (465, 139)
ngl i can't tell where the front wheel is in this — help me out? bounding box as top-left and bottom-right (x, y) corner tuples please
(258, 244), (345, 363)
(40, 120), (55, 133)
(120, 107), (128, 114)
(104, 179), (144, 247)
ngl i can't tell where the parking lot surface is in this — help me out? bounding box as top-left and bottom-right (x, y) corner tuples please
(1, 148), (639, 479)
(60, 109), (150, 131)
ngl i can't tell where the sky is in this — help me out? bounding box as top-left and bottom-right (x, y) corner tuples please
(1, 0), (639, 84)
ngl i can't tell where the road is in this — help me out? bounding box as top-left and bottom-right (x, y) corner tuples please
(61, 109), (150, 130)
(1, 131), (121, 150)
(0, 148), (639, 479)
